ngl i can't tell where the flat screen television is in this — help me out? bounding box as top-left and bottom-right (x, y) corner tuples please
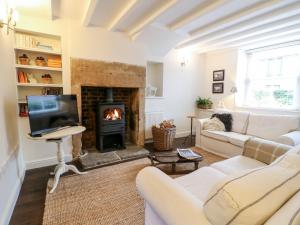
(27, 95), (79, 137)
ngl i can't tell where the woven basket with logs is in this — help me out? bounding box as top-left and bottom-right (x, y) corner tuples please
(152, 120), (176, 151)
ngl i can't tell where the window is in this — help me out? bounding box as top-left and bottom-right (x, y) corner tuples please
(241, 44), (300, 110)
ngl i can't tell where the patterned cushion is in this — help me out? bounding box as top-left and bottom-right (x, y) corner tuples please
(203, 153), (300, 225)
(243, 137), (291, 164)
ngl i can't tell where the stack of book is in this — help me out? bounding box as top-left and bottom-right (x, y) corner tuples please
(47, 58), (62, 68)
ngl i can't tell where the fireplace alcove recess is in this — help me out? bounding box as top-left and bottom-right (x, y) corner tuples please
(71, 58), (145, 154)
(82, 87), (138, 151)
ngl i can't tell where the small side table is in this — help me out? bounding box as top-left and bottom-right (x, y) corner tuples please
(182, 115), (197, 146)
(27, 126), (87, 193)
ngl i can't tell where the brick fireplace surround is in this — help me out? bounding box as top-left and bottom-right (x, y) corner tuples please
(71, 58), (146, 152)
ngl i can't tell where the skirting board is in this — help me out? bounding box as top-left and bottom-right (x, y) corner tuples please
(0, 148), (26, 225)
(1, 170), (25, 225)
(26, 154), (73, 170)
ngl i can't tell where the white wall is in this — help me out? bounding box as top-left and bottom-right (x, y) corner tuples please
(203, 48), (238, 109)
(163, 50), (205, 136)
(0, 28), (25, 225)
(203, 48), (300, 117)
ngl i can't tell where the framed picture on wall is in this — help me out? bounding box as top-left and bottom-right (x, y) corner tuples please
(213, 70), (225, 81)
(212, 83), (224, 94)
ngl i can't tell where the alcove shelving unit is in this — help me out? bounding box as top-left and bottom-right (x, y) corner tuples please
(14, 29), (64, 117)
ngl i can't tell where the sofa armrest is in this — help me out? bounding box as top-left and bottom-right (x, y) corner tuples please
(276, 131), (300, 146)
(196, 118), (210, 147)
(196, 118), (210, 131)
(136, 167), (211, 225)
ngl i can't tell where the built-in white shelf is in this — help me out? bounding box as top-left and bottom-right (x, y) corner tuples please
(17, 99), (27, 104)
(17, 83), (63, 87)
(145, 96), (164, 99)
(14, 46), (61, 55)
(15, 64), (62, 72)
(15, 29), (63, 118)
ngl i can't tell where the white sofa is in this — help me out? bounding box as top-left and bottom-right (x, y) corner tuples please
(196, 110), (300, 158)
(136, 141), (300, 225)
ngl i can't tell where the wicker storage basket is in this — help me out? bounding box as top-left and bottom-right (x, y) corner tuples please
(152, 126), (176, 151)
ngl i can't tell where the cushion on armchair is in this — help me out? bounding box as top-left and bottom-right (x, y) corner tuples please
(203, 153), (300, 225)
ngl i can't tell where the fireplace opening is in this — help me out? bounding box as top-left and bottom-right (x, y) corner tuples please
(103, 108), (123, 121)
(81, 86), (140, 152)
(96, 102), (125, 152)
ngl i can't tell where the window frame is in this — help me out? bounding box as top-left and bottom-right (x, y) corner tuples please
(238, 43), (300, 112)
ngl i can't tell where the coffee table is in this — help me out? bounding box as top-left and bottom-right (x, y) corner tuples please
(148, 150), (203, 173)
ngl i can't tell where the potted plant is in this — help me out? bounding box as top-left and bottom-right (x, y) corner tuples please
(196, 97), (213, 109)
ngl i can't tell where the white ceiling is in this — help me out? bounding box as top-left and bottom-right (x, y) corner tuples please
(16, 0), (300, 56)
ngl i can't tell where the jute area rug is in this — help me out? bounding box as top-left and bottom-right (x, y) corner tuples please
(43, 147), (224, 225)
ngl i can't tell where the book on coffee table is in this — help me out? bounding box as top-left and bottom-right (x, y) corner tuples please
(177, 148), (202, 160)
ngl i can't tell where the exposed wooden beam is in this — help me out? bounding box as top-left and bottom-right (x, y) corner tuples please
(107, 0), (139, 31)
(237, 32), (300, 50)
(51, 0), (61, 20)
(177, 1), (300, 49)
(127, 0), (178, 38)
(169, 0), (229, 31)
(194, 14), (300, 50)
(225, 25), (300, 47)
(191, 0), (284, 37)
(194, 30), (300, 54)
(82, 0), (99, 27)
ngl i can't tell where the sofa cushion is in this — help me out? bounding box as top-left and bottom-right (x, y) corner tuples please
(201, 130), (251, 147)
(210, 155), (266, 175)
(246, 114), (299, 140)
(203, 153), (300, 225)
(264, 191), (300, 225)
(243, 137), (292, 164)
(215, 109), (250, 134)
(211, 113), (233, 131)
(203, 117), (225, 131)
(175, 167), (226, 202)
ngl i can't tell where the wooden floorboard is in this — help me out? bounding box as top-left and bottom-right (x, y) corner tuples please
(9, 136), (194, 225)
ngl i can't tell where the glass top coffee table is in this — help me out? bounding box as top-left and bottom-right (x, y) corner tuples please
(148, 150), (203, 173)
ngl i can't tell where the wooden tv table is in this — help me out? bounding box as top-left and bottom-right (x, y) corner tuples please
(27, 126), (87, 193)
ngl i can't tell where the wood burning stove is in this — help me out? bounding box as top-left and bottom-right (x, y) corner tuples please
(96, 89), (126, 152)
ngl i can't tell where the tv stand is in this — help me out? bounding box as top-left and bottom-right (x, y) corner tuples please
(27, 126), (87, 193)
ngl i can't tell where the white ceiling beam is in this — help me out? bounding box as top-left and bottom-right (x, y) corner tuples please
(191, 0), (285, 37)
(107, 0), (139, 31)
(195, 25), (300, 53)
(177, 1), (300, 49)
(193, 14), (300, 50)
(237, 33), (300, 50)
(51, 0), (61, 20)
(127, 0), (178, 38)
(168, 0), (229, 31)
(225, 25), (300, 48)
(82, 0), (99, 27)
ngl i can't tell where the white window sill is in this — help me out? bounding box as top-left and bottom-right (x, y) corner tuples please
(236, 105), (300, 113)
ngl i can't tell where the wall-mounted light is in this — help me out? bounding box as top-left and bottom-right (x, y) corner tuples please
(0, 2), (18, 35)
(178, 49), (191, 68)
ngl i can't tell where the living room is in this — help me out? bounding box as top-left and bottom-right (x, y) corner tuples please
(1, 0), (300, 225)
